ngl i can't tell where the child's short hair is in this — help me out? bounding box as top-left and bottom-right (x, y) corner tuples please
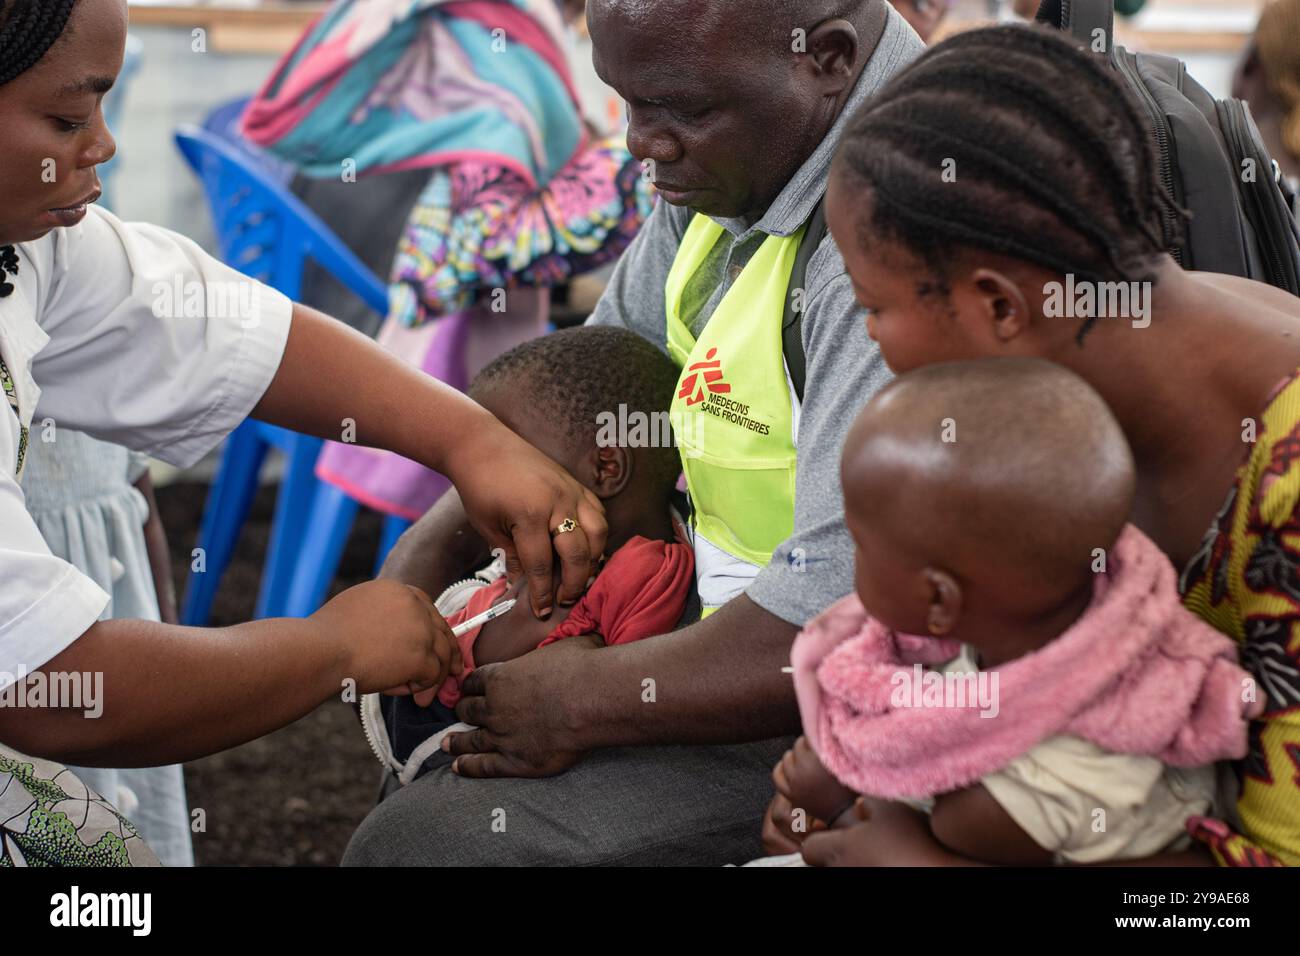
(470, 326), (683, 487)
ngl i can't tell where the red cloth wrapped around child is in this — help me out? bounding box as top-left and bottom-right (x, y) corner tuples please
(438, 534), (694, 707)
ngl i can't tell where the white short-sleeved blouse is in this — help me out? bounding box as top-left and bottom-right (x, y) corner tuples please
(0, 206), (292, 687)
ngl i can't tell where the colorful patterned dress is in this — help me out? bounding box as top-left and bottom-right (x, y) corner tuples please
(1181, 369), (1300, 866)
(388, 139), (652, 327)
(1, 749), (158, 867)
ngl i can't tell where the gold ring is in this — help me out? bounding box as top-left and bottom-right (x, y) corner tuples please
(552, 517), (579, 537)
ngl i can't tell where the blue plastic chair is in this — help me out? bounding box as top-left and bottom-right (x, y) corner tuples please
(201, 96), (298, 187)
(175, 122), (408, 623)
(282, 484), (412, 619)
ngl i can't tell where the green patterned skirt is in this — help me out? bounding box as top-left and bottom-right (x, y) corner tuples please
(0, 746), (159, 867)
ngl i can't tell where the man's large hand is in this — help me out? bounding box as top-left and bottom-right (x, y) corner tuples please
(442, 634), (603, 778)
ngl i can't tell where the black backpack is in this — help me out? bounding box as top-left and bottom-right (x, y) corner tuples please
(1037, 0), (1300, 292)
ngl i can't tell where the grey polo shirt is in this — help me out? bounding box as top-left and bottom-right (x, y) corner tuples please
(589, 7), (923, 627)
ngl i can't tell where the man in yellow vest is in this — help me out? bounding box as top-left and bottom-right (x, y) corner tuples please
(346, 0), (924, 866)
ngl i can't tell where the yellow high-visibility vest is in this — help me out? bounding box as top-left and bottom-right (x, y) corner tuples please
(666, 215), (803, 616)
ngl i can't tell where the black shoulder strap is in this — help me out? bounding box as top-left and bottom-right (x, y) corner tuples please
(783, 198), (827, 404)
(1035, 0), (1114, 49)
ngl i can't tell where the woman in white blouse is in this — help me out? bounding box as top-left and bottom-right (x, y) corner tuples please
(0, 0), (605, 770)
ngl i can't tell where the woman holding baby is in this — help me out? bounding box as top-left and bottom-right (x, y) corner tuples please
(771, 24), (1300, 867)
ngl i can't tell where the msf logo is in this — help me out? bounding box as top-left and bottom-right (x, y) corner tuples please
(678, 348), (731, 407)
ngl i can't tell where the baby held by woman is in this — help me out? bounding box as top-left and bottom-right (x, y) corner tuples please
(763, 358), (1260, 866)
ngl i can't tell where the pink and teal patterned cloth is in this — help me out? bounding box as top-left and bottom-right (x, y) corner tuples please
(244, 0), (585, 186)
(243, 0), (653, 326)
(243, 0), (654, 518)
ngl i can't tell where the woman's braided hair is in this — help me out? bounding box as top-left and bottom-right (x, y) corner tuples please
(837, 24), (1187, 341)
(0, 0), (79, 297)
(0, 0), (77, 85)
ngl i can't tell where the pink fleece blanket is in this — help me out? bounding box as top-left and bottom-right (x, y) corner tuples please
(792, 524), (1262, 800)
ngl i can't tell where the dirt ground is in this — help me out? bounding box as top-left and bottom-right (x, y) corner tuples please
(157, 480), (387, 866)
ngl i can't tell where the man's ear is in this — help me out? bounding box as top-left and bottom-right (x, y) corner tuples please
(922, 567), (962, 637)
(586, 444), (632, 499)
(806, 19), (859, 95)
(967, 267), (1034, 344)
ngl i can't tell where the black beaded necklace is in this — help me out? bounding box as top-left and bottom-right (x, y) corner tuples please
(0, 245), (17, 298)
(0, 243), (23, 475)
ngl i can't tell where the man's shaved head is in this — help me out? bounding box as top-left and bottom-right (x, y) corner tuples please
(589, 0), (887, 220)
(843, 358), (1135, 601)
(591, 0), (871, 48)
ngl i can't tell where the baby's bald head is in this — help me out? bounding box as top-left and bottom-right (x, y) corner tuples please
(843, 358), (1135, 613)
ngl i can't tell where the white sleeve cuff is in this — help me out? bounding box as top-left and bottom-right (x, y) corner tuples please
(0, 561), (109, 690)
